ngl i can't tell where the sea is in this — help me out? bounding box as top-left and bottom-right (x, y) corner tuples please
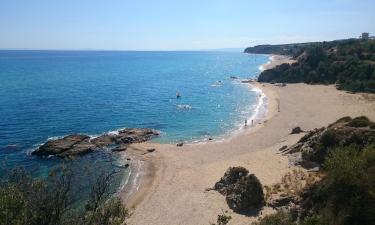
(0, 50), (269, 203)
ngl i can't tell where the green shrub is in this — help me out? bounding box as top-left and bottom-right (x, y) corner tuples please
(318, 145), (375, 225)
(210, 211), (232, 225)
(300, 215), (329, 225)
(347, 116), (371, 127)
(255, 39), (375, 93)
(0, 184), (28, 225)
(0, 168), (128, 225)
(84, 198), (128, 225)
(334, 116), (352, 124)
(251, 212), (294, 225)
(320, 130), (341, 148)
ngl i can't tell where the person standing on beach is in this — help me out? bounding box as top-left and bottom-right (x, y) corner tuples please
(245, 120), (248, 127)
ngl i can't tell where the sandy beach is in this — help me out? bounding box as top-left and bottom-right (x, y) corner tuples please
(260, 55), (296, 71)
(121, 57), (375, 225)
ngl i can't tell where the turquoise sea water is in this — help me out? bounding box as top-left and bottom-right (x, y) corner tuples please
(0, 50), (268, 199)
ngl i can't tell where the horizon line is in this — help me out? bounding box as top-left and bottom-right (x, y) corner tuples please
(0, 47), (247, 52)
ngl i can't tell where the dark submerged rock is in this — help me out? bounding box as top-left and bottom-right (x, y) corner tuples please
(2, 144), (21, 151)
(33, 128), (158, 157)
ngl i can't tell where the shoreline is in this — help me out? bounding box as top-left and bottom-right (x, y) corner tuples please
(259, 54), (296, 71)
(118, 81), (275, 210)
(121, 55), (375, 225)
(118, 57), (278, 210)
(116, 56), (277, 207)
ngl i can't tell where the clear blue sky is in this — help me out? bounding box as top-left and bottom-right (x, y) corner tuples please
(1, 0), (374, 50)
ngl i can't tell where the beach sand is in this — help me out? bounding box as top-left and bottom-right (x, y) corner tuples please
(261, 55), (296, 71)
(122, 58), (375, 225)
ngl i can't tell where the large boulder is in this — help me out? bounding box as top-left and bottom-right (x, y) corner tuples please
(214, 167), (264, 212)
(32, 128), (159, 157)
(226, 174), (264, 212)
(214, 167), (249, 195)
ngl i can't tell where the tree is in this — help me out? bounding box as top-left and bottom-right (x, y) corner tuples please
(0, 168), (128, 225)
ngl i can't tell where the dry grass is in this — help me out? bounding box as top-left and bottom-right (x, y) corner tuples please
(264, 169), (322, 202)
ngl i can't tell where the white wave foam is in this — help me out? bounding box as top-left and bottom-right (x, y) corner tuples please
(246, 85), (268, 124)
(177, 104), (193, 110)
(47, 135), (65, 141)
(179, 82), (268, 146)
(259, 55), (273, 72)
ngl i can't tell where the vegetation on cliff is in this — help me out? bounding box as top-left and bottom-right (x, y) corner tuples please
(244, 42), (315, 56)
(249, 39), (375, 93)
(254, 116), (375, 225)
(0, 167), (128, 225)
(283, 116), (375, 166)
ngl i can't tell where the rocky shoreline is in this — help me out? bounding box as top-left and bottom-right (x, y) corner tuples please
(32, 128), (159, 157)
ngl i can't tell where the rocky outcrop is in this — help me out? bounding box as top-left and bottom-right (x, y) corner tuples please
(33, 135), (95, 157)
(214, 167), (264, 212)
(214, 167), (249, 195)
(32, 128), (159, 157)
(281, 116), (375, 167)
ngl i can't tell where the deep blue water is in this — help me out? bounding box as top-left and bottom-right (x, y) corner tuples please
(0, 50), (268, 197)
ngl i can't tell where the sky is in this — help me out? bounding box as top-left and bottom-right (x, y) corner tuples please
(0, 0), (374, 51)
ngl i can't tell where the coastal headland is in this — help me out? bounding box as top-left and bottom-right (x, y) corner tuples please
(123, 56), (375, 225)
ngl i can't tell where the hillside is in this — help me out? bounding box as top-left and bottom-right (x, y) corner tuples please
(244, 42), (316, 57)
(247, 39), (375, 93)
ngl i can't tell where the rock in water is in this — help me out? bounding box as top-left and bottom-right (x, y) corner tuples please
(33, 135), (93, 156)
(33, 128), (158, 157)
